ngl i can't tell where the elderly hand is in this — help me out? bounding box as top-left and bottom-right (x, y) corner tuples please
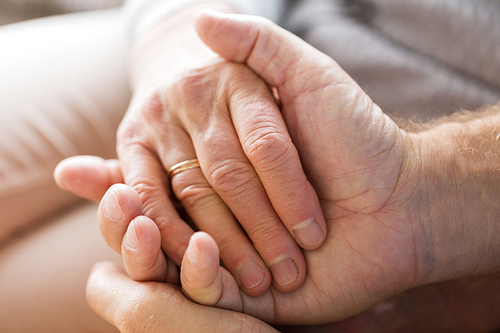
(56, 2), (327, 296)
(87, 9), (500, 327)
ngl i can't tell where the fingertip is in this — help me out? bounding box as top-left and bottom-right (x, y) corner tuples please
(181, 232), (223, 306)
(97, 184), (143, 254)
(189, 232), (219, 258)
(181, 232), (244, 312)
(292, 217), (327, 251)
(98, 184), (142, 228)
(54, 155), (104, 191)
(89, 260), (121, 277)
(122, 216), (168, 282)
(269, 255), (306, 293)
(53, 159), (69, 190)
(183, 232), (220, 281)
(194, 9), (224, 38)
(194, 8), (222, 22)
(195, 9), (259, 63)
(54, 155), (123, 202)
(236, 260), (270, 296)
(105, 183), (142, 216)
(125, 216), (161, 250)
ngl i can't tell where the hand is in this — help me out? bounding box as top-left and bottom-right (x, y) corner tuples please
(89, 204), (500, 332)
(86, 261), (280, 333)
(56, 2), (327, 296)
(191, 10), (500, 321)
(92, 10), (500, 325)
(185, 10), (420, 323)
(276, 275), (500, 332)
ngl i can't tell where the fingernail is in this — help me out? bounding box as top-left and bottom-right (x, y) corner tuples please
(124, 220), (140, 250)
(237, 260), (265, 290)
(186, 240), (202, 262)
(293, 218), (324, 248)
(270, 256), (298, 286)
(104, 190), (124, 221)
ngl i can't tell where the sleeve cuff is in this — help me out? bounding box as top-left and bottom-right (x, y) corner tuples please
(122, 0), (285, 43)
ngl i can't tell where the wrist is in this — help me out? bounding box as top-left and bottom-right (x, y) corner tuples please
(129, 2), (237, 92)
(409, 110), (500, 284)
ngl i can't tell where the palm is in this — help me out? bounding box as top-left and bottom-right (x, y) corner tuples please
(235, 69), (420, 323)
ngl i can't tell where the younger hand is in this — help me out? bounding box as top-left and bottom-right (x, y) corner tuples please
(89, 210), (500, 333)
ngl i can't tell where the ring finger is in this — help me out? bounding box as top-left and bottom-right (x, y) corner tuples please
(158, 128), (272, 296)
(174, 70), (307, 292)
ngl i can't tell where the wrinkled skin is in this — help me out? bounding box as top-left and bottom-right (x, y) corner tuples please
(57, 9), (500, 333)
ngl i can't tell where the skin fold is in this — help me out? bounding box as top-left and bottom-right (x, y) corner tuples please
(55, 8), (500, 333)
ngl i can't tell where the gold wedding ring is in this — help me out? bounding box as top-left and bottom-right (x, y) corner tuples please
(168, 159), (201, 178)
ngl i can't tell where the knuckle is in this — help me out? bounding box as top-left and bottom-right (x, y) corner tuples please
(174, 68), (206, 92)
(246, 220), (284, 248)
(171, 68), (218, 105)
(169, 67), (225, 127)
(244, 129), (294, 172)
(172, 177), (219, 209)
(116, 92), (175, 147)
(212, 227), (243, 252)
(206, 160), (257, 198)
(116, 121), (144, 147)
(132, 180), (159, 200)
(138, 92), (166, 122)
(130, 180), (166, 216)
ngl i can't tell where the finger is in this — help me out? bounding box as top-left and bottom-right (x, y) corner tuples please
(122, 215), (177, 284)
(180, 232), (283, 325)
(196, 13), (327, 249)
(227, 69), (326, 251)
(54, 155), (123, 202)
(86, 261), (131, 329)
(98, 184), (176, 283)
(97, 183), (142, 254)
(87, 261), (278, 333)
(181, 232), (242, 311)
(189, 91), (306, 292)
(176, 81), (306, 292)
(196, 11), (396, 208)
(159, 129), (272, 295)
(195, 10), (341, 99)
(117, 125), (194, 265)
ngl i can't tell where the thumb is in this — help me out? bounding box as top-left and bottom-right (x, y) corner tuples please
(195, 10), (353, 103)
(181, 232), (243, 312)
(196, 10), (404, 210)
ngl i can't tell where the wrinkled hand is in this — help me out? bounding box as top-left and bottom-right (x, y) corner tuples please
(189, 10), (500, 324)
(87, 10), (500, 326)
(75, 10), (500, 332)
(56, 3), (327, 296)
(86, 9), (417, 326)
(185, 10), (419, 323)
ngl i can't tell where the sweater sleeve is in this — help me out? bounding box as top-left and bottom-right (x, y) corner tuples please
(122, 0), (286, 42)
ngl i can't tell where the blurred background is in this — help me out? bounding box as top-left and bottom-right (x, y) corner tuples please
(0, 0), (124, 25)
